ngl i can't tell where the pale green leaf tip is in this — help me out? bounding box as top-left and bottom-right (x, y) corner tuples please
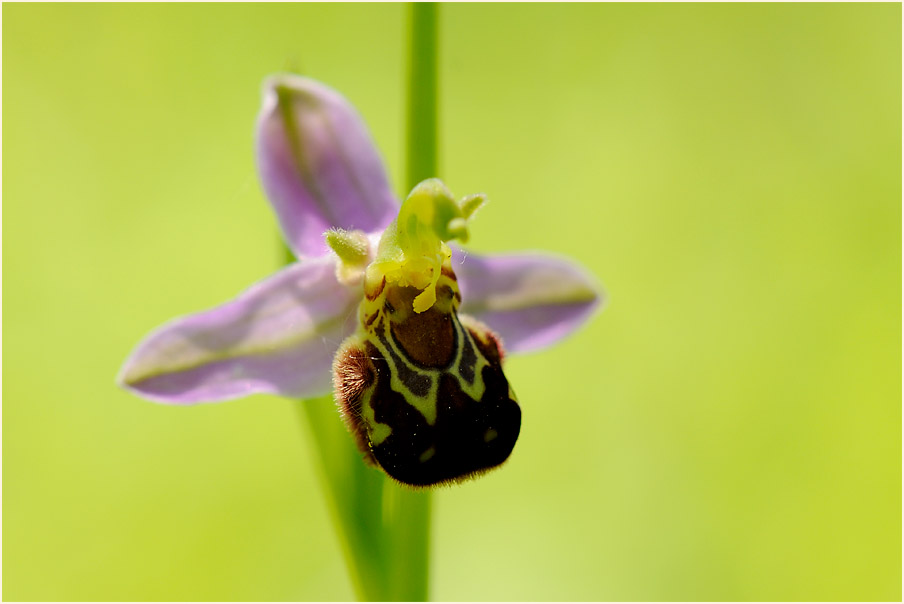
(326, 228), (372, 284)
(326, 228), (369, 265)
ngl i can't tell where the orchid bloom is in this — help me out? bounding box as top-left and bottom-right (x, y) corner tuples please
(118, 75), (603, 486)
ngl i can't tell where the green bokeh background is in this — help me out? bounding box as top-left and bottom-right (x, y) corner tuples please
(4, 3), (900, 601)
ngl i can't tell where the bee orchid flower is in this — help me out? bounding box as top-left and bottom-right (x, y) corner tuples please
(118, 75), (603, 486)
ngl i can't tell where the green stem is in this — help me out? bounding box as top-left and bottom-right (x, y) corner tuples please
(407, 2), (439, 187)
(298, 397), (389, 600)
(291, 3), (439, 601)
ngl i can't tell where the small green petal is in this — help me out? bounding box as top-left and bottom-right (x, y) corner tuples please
(460, 193), (486, 220)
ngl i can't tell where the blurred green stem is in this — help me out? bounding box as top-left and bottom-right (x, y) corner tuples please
(407, 2), (438, 187)
(297, 395), (388, 600)
(291, 3), (438, 601)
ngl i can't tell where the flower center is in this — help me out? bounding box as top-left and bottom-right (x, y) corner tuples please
(364, 178), (484, 313)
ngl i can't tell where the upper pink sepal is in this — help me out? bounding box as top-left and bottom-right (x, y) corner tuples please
(256, 75), (399, 258)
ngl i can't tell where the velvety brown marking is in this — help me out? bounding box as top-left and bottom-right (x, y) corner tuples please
(375, 320), (432, 397)
(391, 309), (456, 369)
(332, 345), (377, 464)
(437, 284), (460, 306)
(370, 358), (521, 487)
(333, 346), (372, 416)
(365, 340), (434, 467)
(364, 310), (379, 328)
(350, 281), (521, 486)
(383, 284), (457, 369)
(458, 326), (477, 384)
(440, 265), (458, 280)
(365, 275), (386, 301)
(467, 325), (503, 364)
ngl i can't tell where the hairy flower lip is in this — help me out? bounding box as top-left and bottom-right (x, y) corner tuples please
(119, 75), (604, 405)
